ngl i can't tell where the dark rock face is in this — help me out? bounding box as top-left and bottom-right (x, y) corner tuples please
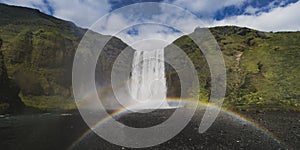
(166, 65), (181, 98)
(96, 37), (134, 86)
(0, 38), (24, 113)
(0, 39), (8, 84)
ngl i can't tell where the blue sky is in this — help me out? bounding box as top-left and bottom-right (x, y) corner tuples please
(1, 0), (300, 49)
(108, 0), (299, 20)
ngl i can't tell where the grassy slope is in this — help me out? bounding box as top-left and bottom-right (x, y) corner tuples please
(0, 4), (84, 110)
(171, 26), (300, 111)
(0, 4), (129, 111)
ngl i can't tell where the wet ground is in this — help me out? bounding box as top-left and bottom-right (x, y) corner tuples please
(0, 109), (299, 150)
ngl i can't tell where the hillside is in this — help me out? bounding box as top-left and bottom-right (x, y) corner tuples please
(0, 4), (299, 112)
(0, 4), (130, 112)
(170, 26), (300, 111)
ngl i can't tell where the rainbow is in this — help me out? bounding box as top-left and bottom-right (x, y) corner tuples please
(68, 98), (285, 149)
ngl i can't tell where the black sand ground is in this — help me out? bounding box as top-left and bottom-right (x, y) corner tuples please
(0, 109), (299, 150)
(74, 109), (299, 150)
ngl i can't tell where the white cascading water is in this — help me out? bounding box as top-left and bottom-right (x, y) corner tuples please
(130, 49), (170, 109)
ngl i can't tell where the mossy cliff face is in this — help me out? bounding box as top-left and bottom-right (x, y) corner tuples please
(0, 4), (129, 111)
(169, 26), (300, 111)
(0, 38), (24, 113)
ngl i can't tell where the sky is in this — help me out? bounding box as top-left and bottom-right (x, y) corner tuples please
(0, 0), (299, 49)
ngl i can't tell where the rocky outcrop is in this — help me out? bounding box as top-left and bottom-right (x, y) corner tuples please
(0, 4), (131, 110)
(0, 38), (24, 113)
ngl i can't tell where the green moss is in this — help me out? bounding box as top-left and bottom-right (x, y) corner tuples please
(0, 4), (131, 111)
(19, 92), (76, 110)
(170, 26), (300, 111)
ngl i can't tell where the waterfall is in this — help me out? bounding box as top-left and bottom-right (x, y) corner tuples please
(129, 49), (170, 109)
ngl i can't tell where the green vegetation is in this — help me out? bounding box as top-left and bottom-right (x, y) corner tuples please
(0, 4), (299, 112)
(171, 26), (300, 111)
(0, 4), (128, 112)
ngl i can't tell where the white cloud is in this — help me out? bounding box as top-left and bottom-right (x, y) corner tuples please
(48, 0), (111, 28)
(116, 24), (184, 50)
(210, 1), (300, 31)
(244, 6), (259, 15)
(91, 3), (204, 50)
(97, 13), (133, 35)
